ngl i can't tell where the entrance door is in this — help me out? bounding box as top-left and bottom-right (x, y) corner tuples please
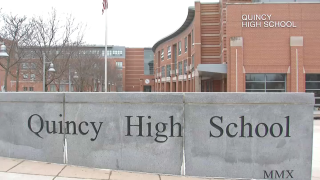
(144, 86), (152, 92)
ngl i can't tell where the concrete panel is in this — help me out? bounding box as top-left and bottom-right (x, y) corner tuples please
(0, 93), (64, 163)
(65, 93), (184, 175)
(230, 37), (243, 47)
(184, 93), (314, 180)
(290, 36), (303, 47)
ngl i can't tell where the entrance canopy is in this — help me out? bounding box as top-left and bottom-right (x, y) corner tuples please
(197, 64), (227, 80)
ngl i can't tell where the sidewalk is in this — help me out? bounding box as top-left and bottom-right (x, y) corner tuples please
(0, 157), (229, 180)
(0, 121), (318, 180)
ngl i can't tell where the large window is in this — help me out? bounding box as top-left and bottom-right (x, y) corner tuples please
(178, 41), (182, 55)
(246, 74), (286, 92)
(167, 46), (171, 59)
(192, 30), (194, 46)
(185, 37), (187, 53)
(178, 62), (182, 75)
(161, 66), (165, 78)
(144, 49), (154, 75)
(166, 65), (171, 77)
(191, 55), (195, 72)
(50, 85), (56, 92)
(116, 62), (123, 69)
(161, 49), (164, 61)
(60, 85), (66, 92)
(306, 74), (320, 108)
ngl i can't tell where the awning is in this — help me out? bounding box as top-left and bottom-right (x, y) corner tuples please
(197, 64), (227, 80)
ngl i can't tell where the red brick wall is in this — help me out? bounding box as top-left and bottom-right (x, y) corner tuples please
(227, 3), (320, 92)
(125, 48), (144, 92)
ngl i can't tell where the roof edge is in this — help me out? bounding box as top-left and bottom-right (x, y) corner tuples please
(152, 6), (195, 53)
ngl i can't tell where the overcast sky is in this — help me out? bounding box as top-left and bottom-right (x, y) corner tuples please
(1, 0), (218, 48)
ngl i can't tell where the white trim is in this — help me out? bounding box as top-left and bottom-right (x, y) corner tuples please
(201, 34), (220, 37)
(296, 49), (298, 92)
(236, 49), (238, 92)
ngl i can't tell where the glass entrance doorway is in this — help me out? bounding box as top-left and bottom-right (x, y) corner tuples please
(144, 86), (152, 92)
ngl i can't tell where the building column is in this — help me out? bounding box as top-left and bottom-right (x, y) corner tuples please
(290, 36), (304, 92)
(228, 37), (244, 92)
(170, 65), (173, 92)
(194, 69), (201, 92)
(140, 80), (143, 92)
(160, 73), (162, 92)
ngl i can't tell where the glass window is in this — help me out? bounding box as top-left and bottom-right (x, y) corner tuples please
(22, 63), (29, 69)
(192, 30), (194, 46)
(29, 87), (34, 91)
(167, 46), (171, 59)
(191, 55), (195, 71)
(23, 87), (27, 91)
(144, 49), (154, 75)
(102, 50), (105, 56)
(161, 49), (164, 61)
(161, 66), (165, 78)
(185, 37), (187, 52)
(23, 74), (28, 79)
(246, 74), (265, 81)
(184, 60), (187, 74)
(266, 74), (286, 81)
(50, 85), (56, 92)
(60, 85), (66, 92)
(245, 74), (286, 92)
(30, 63), (36, 69)
(166, 65), (171, 77)
(116, 62), (123, 69)
(31, 74), (35, 80)
(178, 62), (182, 75)
(178, 41), (182, 55)
(306, 74), (320, 108)
(306, 74), (320, 81)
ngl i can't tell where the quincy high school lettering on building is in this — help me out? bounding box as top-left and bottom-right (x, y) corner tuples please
(241, 14), (297, 28)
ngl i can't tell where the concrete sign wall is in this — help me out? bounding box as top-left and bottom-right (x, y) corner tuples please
(64, 93), (184, 175)
(184, 93), (314, 180)
(0, 93), (64, 164)
(0, 93), (314, 179)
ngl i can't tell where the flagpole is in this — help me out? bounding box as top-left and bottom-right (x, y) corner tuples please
(104, 5), (108, 92)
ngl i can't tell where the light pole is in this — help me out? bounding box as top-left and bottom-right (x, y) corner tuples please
(68, 65), (78, 92)
(0, 44), (9, 92)
(98, 79), (101, 92)
(43, 53), (55, 92)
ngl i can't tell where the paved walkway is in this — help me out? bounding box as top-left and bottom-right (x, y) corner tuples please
(0, 121), (319, 180)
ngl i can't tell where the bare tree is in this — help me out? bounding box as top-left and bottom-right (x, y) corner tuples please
(0, 13), (34, 92)
(70, 50), (105, 92)
(30, 8), (85, 92)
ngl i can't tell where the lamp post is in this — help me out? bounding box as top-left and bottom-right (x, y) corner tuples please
(43, 53), (55, 92)
(68, 65), (78, 92)
(0, 44), (9, 92)
(97, 79), (101, 92)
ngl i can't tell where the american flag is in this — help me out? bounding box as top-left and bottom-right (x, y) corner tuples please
(102, 0), (108, 15)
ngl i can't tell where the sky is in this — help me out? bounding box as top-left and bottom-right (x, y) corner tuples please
(1, 0), (218, 48)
